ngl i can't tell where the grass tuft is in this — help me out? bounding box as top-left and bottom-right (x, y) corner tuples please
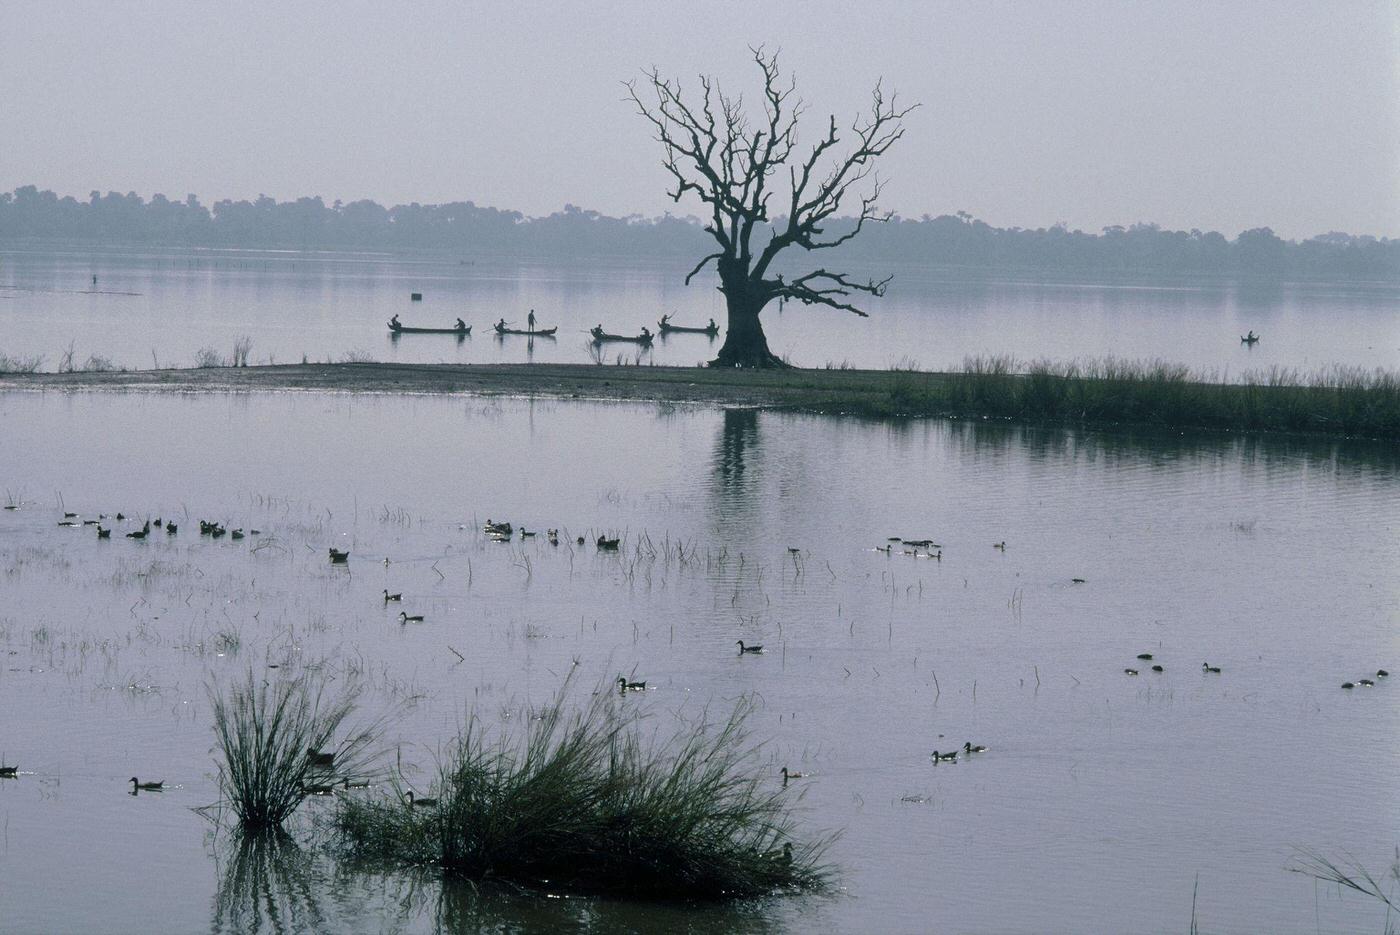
(210, 670), (384, 831)
(335, 675), (833, 899)
(872, 355), (1400, 438)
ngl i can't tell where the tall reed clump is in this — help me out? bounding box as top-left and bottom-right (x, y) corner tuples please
(335, 677), (833, 899)
(885, 355), (1400, 439)
(211, 670), (382, 831)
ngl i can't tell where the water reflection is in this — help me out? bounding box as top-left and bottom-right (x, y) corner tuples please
(211, 831), (327, 934)
(433, 876), (789, 934)
(711, 409), (761, 504)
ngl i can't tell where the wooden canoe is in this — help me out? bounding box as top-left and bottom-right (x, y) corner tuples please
(591, 328), (654, 345)
(388, 322), (470, 335)
(658, 320), (719, 336)
(494, 324), (558, 336)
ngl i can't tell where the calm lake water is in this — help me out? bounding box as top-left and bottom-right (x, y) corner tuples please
(0, 389), (1396, 933)
(1, 245), (1398, 373)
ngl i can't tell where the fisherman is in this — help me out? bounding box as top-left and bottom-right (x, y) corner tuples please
(527, 309), (537, 330)
(639, 326), (652, 340)
(708, 317), (716, 330)
(1247, 330), (1257, 341)
(660, 313), (671, 328)
(456, 317), (466, 330)
(497, 317), (507, 331)
(389, 313), (400, 328)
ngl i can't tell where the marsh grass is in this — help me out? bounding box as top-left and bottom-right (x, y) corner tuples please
(1289, 846), (1399, 923)
(335, 676), (833, 899)
(211, 670), (385, 831)
(877, 355), (1400, 438)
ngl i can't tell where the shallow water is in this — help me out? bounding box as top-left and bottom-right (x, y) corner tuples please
(0, 390), (1396, 933)
(2, 245), (1398, 374)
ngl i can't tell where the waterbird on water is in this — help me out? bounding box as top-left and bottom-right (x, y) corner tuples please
(1359, 679), (1375, 687)
(130, 777), (163, 791)
(406, 790), (438, 807)
(383, 589), (402, 603)
(736, 640), (764, 654)
(398, 611), (424, 624)
(1379, 670), (1389, 678)
(617, 676), (646, 692)
(96, 526), (111, 539)
(1137, 653), (1153, 660)
(328, 547), (349, 563)
(931, 750), (958, 762)
(1202, 662), (1222, 674)
(1152, 665), (1164, 673)
(1341, 682), (1355, 689)
(307, 750), (335, 767)
(0, 765), (17, 777)
(1124, 668), (1139, 676)
(302, 781), (337, 796)
(963, 742), (987, 754)
(993, 541), (1006, 551)
(781, 767), (806, 784)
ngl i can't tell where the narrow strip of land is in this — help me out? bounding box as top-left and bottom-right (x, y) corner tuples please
(2, 361), (1396, 440)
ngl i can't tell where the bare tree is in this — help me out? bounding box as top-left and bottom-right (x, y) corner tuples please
(628, 48), (916, 368)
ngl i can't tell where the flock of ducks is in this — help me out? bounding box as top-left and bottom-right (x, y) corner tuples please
(1342, 670), (1388, 690)
(4, 503), (1393, 807)
(930, 742), (990, 764)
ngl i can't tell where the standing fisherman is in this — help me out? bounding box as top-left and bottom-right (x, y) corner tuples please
(527, 309), (537, 331)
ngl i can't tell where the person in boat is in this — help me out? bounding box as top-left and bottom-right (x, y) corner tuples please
(389, 313), (400, 329)
(527, 309), (537, 330)
(1246, 330), (1257, 341)
(639, 326), (652, 340)
(708, 317), (716, 331)
(456, 317), (466, 330)
(594, 323), (603, 335)
(497, 317), (507, 331)
(660, 313), (671, 329)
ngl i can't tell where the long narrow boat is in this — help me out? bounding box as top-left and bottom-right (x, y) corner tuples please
(388, 321), (471, 335)
(658, 319), (719, 336)
(493, 323), (558, 337)
(591, 327), (654, 345)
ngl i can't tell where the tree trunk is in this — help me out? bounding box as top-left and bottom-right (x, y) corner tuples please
(710, 259), (788, 368)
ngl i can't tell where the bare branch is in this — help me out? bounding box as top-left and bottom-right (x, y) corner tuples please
(684, 252), (724, 285)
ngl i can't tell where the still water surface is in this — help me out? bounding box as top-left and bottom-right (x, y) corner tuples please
(0, 390), (1396, 933)
(2, 245), (1398, 373)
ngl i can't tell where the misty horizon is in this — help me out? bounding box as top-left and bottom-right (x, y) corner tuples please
(6, 183), (1400, 245)
(3, 2), (1396, 241)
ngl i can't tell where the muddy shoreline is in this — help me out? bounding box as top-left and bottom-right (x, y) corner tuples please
(0, 362), (916, 413)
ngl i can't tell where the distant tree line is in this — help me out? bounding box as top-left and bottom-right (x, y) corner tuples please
(1, 186), (1396, 281)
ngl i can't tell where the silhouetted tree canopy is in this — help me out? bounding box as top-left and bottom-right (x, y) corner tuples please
(0, 185), (1395, 281)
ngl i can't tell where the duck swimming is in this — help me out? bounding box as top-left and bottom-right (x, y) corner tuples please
(130, 777), (163, 791)
(398, 611), (425, 623)
(931, 749), (959, 762)
(963, 742), (987, 754)
(736, 640), (764, 654)
(617, 676), (646, 692)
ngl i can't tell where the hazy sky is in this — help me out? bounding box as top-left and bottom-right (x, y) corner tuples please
(4, 1), (1398, 239)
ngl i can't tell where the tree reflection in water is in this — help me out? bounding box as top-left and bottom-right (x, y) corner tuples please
(211, 830), (326, 934)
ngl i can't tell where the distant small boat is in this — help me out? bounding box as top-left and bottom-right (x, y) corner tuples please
(388, 320), (470, 335)
(658, 319), (719, 336)
(494, 323), (558, 337)
(590, 326), (653, 345)
(1240, 333), (1259, 344)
